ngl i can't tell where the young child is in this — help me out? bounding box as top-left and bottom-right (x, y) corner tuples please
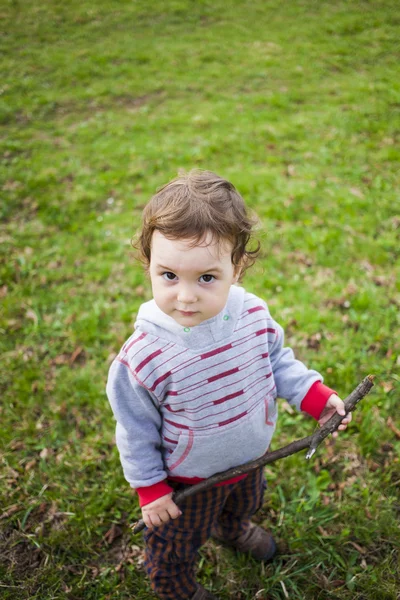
(106, 170), (351, 600)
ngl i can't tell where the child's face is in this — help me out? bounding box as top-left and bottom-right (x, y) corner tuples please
(149, 230), (239, 327)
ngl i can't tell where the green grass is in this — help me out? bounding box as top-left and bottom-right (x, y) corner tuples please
(1, 0), (399, 598)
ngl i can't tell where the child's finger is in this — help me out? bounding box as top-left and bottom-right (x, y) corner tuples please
(158, 510), (172, 524)
(168, 508), (182, 520)
(328, 394), (346, 415)
(149, 513), (162, 527)
(340, 413), (352, 425)
(143, 515), (153, 529)
(335, 402), (346, 416)
(167, 503), (182, 520)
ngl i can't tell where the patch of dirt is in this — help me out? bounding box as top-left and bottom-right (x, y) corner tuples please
(0, 526), (45, 581)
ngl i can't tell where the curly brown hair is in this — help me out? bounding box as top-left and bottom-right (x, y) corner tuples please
(134, 170), (260, 280)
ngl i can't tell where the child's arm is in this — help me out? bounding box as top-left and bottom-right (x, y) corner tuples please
(268, 317), (351, 429)
(106, 358), (179, 513)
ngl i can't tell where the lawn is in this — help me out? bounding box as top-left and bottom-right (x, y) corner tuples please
(1, 1), (399, 598)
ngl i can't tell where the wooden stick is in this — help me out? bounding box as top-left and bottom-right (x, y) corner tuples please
(132, 375), (374, 534)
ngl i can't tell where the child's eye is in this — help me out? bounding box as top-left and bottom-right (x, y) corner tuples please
(199, 274), (215, 284)
(162, 272), (177, 281)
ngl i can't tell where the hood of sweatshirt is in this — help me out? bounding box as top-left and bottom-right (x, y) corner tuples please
(134, 284), (246, 350)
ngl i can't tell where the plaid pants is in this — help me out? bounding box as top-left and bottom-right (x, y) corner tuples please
(143, 466), (267, 600)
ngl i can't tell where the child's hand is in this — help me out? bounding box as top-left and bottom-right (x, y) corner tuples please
(318, 394), (352, 438)
(141, 493), (182, 529)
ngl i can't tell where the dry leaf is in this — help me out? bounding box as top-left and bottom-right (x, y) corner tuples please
(135, 285), (146, 297)
(281, 401), (294, 415)
(65, 313), (76, 325)
(286, 164), (295, 177)
(387, 417), (400, 440)
(0, 504), (20, 519)
(69, 346), (84, 365)
(348, 541), (367, 554)
(382, 381), (394, 394)
(307, 332), (322, 350)
(318, 525), (329, 537)
(344, 282), (358, 295)
(26, 309), (38, 326)
(3, 179), (22, 191)
(373, 275), (391, 287)
(360, 260), (375, 273)
(9, 440), (25, 451)
(51, 354), (70, 365)
(350, 187), (364, 198)
(107, 351), (117, 363)
(103, 523), (123, 545)
(40, 448), (49, 459)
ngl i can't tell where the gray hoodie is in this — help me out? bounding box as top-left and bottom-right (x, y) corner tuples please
(106, 285), (329, 497)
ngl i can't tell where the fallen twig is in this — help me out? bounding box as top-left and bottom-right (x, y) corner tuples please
(132, 375), (374, 534)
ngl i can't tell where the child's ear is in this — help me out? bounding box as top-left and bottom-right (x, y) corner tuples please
(232, 264), (241, 283)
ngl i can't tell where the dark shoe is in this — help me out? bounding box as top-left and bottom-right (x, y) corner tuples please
(191, 584), (219, 600)
(213, 522), (276, 562)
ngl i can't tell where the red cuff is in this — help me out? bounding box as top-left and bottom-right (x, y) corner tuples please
(136, 480), (174, 507)
(300, 381), (337, 421)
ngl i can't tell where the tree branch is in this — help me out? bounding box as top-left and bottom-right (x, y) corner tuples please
(132, 375), (374, 534)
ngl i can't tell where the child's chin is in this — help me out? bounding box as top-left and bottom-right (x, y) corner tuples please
(178, 318), (199, 327)
(174, 313), (202, 327)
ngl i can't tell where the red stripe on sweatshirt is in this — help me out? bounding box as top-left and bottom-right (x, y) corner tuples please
(145, 346), (185, 379)
(200, 343), (233, 359)
(164, 418), (190, 429)
(124, 332), (146, 352)
(135, 349), (163, 373)
(194, 390), (269, 430)
(208, 367), (239, 383)
(150, 370), (172, 392)
(162, 436), (178, 445)
(247, 305), (266, 314)
(234, 317), (268, 334)
(255, 328), (268, 337)
(218, 411), (248, 427)
(165, 404), (185, 413)
(213, 390), (244, 405)
(142, 343), (172, 381)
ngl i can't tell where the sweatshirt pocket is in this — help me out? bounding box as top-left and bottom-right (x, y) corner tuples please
(265, 393), (277, 426)
(166, 429), (194, 471)
(165, 399), (277, 480)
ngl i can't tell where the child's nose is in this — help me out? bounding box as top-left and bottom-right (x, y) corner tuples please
(177, 285), (197, 304)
